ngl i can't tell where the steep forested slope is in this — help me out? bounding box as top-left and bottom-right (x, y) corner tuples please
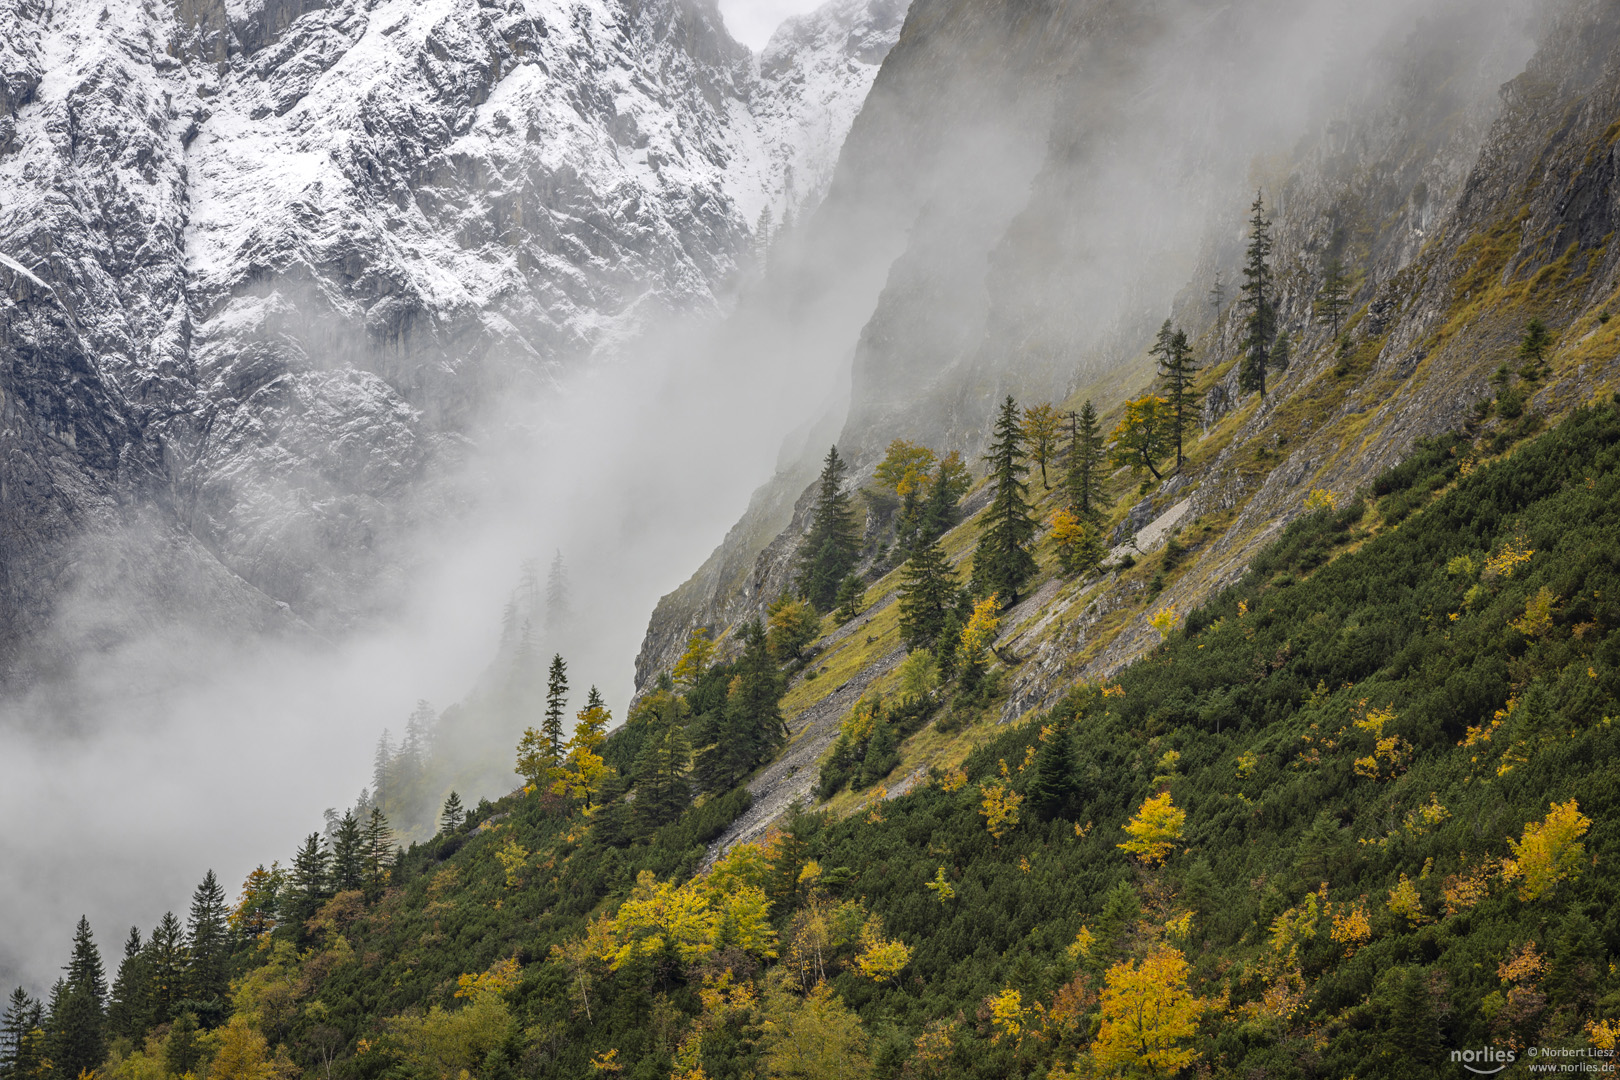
(12, 401), (1620, 1080)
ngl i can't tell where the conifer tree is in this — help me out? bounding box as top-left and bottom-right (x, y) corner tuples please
(1270, 329), (1291, 374)
(439, 792), (465, 833)
(543, 653), (569, 761)
(145, 912), (187, 1027)
(50, 918), (107, 1079)
(1519, 317), (1553, 379)
(544, 549), (572, 635)
(632, 692), (691, 830)
(971, 396), (1038, 606)
(287, 834), (330, 936)
(833, 575), (865, 624)
(1027, 718), (1080, 821)
(164, 1011), (202, 1077)
(918, 452), (971, 545)
(1208, 271), (1226, 327)
(362, 808), (393, 902)
(1066, 400), (1106, 523)
(1238, 192), (1276, 397)
(695, 622), (786, 792)
(795, 446), (861, 612)
(330, 811), (364, 892)
(1, 988), (43, 1080)
(1315, 259), (1349, 338)
(185, 871), (230, 1011)
(1152, 322), (1200, 472)
(857, 716), (899, 789)
(106, 927), (149, 1041)
(898, 538), (959, 652)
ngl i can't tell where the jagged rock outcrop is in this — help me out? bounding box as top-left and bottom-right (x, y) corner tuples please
(0, 0), (906, 678)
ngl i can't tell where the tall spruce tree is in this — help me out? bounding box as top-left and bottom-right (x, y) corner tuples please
(330, 811), (364, 892)
(185, 871), (230, 1012)
(1027, 717), (1080, 821)
(439, 792), (465, 833)
(145, 913), (187, 1027)
(2, 987), (43, 1080)
(694, 621), (786, 792)
(897, 538), (960, 652)
(362, 809), (394, 902)
(287, 834), (331, 936)
(1066, 400), (1105, 523)
(50, 918), (107, 1079)
(543, 653), (569, 762)
(795, 446), (861, 612)
(631, 693), (691, 830)
(1238, 192), (1276, 397)
(971, 396), (1038, 606)
(1152, 322), (1200, 471)
(106, 927), (149, 1041)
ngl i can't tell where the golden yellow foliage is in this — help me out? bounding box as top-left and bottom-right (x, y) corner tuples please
(1503, 799), (1591, 900)
(978, 775), (1023, 840)
(987, 988), (1026, 1044)
(924, 868), (955, 903)
(1510, 586), (1559, 638)
(672, 628), (717, 688)
(960, 595), (1001, 665)
(939, 767), (968, 793)
(1303, 488), (1339, 511)
(1235, 750), (1259, 779)
(454, 958), (522, 1002)
(1586, 1018), (1619, 1051)
(1386, 874), (1426, 926)
(1330, 901), (1372, 955)
(1067, 926), (1095, 962)
(495, 839), (529, 890)
(1483, 539), (1534, 579)
(1149, 605), (1178, 641)
(209, 1017), (286, 1080)
(875, 439), (938, 498)
(1090, 948), (1203, 1075)
(1118, 792), (1186, 866)
(854, 917), (911, 982)
(601, 871), (715, 971)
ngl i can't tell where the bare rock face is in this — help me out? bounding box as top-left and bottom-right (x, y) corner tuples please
(0, 0), (907, 679)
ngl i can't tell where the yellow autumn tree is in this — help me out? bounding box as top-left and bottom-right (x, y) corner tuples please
(209, 1016), (285, 1080)
(1118, 793), (1186, 866)
(1109, 395), (1171, 489)
(874, 439), (939, 498)
(552, 698), (613, 808)
(1049, 509), (1088, 575)
(853, 917), (911, 982)
(1022, 403), (1063, 488)
(1090, 947), (1203, 1076)
(602, 870), (716, 972)
(987, 988), (1026, 1043)
(959, 594), (1001, 675)
(1503, 799), (1591, 900)
(979, 762), (1023, 840)
(673, 627), (717, 688)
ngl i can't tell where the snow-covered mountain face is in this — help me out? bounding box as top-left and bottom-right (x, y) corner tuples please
(0, 0), (905, 675)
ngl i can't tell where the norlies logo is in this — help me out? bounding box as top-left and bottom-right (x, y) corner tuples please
(1453, 1047), (1517, 1075)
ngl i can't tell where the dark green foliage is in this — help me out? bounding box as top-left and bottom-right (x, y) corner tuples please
(796, 446), (862, 612)
(49, 918), (106, 1080)
(439, 791), (466, 833)
(919, 458), (971, 544)
(362, 809), (394, 902)
(1025, 715), (1079, 822)
(286, 833), (331, 938)
(971, 396), (1038, 605)
(1065, 400), (1105, 521)
(164, 1011), (202, 1077)
(544, 652), (569, 761)
(330, 811), (364, 892)
(632, 695), (692, 830)
(1, 987), (44, 1080)
(898, 538), (961, 653)
(691, 622), (785, 794)
(1239, 191), (1276, 396)
(1152, 323), (1199, 472)
(1519, 317), (1553, 379)
(184, 871), (230, 1018)
(857, 717), (900, 789)
(105, 927), (148, 1041)
(833, 575), (866, 624)
(144, 912), (186, 1028)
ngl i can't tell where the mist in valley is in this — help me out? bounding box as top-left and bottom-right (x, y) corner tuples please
(0, 0), (1547, 999)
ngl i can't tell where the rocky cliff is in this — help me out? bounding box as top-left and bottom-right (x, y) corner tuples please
(637, 0), (1620, 840)
(0, 0), (905, 682)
